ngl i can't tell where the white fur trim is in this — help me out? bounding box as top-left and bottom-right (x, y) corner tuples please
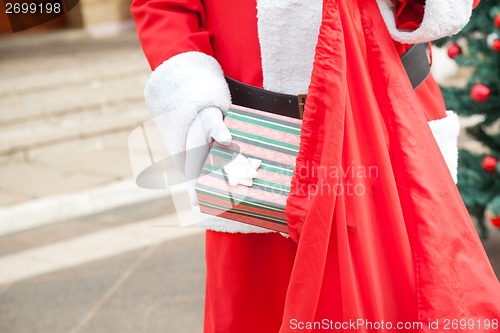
(200, 217), (276, 234)
(144, 52), (231, 164)
(428, 111), (460, 183)
(376, 0), (473, 43)
(256, 0), (322, 95)
(193, 207), (276, 233)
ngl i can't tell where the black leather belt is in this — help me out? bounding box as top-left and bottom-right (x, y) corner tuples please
(400, 43), (430, 90)
(227, 43), (430, 120)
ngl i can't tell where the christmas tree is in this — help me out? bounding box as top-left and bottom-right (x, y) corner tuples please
(434, 0), (500, 239)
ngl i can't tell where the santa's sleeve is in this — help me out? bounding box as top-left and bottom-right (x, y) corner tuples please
(376, 0), (476, 44)
(131, 0), (231, 156)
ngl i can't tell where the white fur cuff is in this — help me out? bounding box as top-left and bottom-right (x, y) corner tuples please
(428, 111), (460, 183)
(376, 0), (473, 44)
(144, 52), (231, 161)
(200, 215), (276, 234)
(189, 206), (276, 233)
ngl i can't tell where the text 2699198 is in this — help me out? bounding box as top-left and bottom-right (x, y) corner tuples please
(5, 1), (62, 14)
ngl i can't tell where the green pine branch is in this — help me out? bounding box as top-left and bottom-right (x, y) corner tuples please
(436, 0), (500, 238)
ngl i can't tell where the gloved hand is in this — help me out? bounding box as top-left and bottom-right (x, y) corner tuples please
(184, 107), (232, 205)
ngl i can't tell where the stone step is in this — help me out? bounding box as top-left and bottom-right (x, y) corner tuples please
(0, 31), (153, 158)
(0, 68), (149, 126)
(0, 41), (148, 99)
(0, 100), (149, 156)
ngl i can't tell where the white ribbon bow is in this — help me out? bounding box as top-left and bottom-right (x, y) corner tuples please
(223, 153), (262, 187)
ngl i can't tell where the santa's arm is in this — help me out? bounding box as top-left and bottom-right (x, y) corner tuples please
(377, 0), (479, 43)
(131, 0), (231, 156)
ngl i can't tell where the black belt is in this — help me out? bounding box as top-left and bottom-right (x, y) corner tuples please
(227, 43), (430, 120)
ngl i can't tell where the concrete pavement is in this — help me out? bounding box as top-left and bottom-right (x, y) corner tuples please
(0, 199), (206, 333)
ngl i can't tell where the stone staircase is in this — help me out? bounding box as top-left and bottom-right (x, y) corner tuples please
(0, 30), (150, 159)
(0, 29), (160, 224)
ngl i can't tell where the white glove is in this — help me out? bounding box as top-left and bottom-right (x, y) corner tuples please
(184, 107), (232, 205)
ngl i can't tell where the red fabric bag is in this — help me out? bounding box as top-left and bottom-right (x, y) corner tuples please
(282, 0), (500, 332)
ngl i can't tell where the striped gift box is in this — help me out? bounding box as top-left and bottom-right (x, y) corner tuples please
(194, 105), (302, 233)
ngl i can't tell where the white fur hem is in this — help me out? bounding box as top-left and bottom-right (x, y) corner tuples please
(428, 111), (460, 183)
(191, 206), (276, 233)
(201, 217), (277, 234)
(256, 0), (322, 95)
(144, 52), (231, 162)
(376, 0), (473, 43)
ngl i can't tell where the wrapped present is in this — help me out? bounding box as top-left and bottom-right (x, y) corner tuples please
(194, 105), (302, 233)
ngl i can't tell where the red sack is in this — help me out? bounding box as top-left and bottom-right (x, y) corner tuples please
(282, 0), (500, 331)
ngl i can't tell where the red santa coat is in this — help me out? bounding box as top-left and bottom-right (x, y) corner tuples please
(131, 0), (470, 234)
(131, 1), (498, 332)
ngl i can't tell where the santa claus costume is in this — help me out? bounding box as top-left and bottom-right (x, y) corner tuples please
(131, 0), (499, 332)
